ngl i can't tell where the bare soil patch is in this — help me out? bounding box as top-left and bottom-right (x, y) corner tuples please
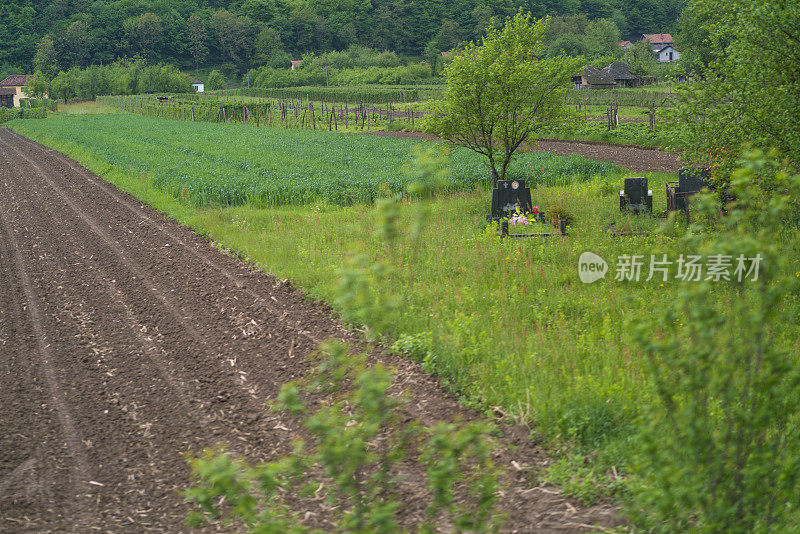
(0, 127), (622, 532)
(367, 129), (683, 174)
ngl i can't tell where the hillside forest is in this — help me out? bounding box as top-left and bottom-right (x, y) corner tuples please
(2, 0), (685, 78)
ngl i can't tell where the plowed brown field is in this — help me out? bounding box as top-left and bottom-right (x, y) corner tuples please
(0, 128), (621, 532)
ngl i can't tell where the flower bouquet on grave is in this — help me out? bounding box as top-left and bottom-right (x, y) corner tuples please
(505, 206), (546, 235)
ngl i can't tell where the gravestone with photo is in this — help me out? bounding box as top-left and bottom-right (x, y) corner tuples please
(491, 179), (534, 220)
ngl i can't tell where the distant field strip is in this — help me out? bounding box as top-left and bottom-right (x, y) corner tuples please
(14, 114), (622, 207)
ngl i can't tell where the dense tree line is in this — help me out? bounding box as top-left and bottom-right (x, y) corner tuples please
(1, 0), (684, 78)
(43, 61), (192, 101)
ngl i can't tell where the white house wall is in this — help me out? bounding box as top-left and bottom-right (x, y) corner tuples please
(657, 47), (681, 62)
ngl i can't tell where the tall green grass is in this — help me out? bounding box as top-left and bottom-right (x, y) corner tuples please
(14, 113), (623, 207)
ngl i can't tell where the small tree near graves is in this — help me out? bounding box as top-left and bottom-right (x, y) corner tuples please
(675, 0), (800, 179)
(425, 11), (581, 186)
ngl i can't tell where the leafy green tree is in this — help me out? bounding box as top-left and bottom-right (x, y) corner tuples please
(210, 10), (257, 73)
(583, 18), (621, 58)
(675, 0), (800, 174)
(425, 11), (581, 184)
(74, 64), (111, 100)
(241, 0), (278, 23)
(471, 3), (495, 39)
(23, 70), (48, 99)
(33, 36), (58, 79)
(49, 68), (78, 102)
(254, 26), (282, 65)
(187, 15), (209, 73)
(124, 13), (164, 62)
(623, 40), (656, 76)
(423, 41), (441, 77)
(674, 1), (720, 74)
(433, 19), (463, 51)
(60, 19), (91, 68)
(207, 69), (227, 90)
(545, 32), (587, 57)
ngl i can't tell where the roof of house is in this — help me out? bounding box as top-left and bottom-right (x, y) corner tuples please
(642, 33), (673, 45)
(188, 76), (203, 84)
(290, 60), (302, 67)
(0, 74), (34, 87)
(582, 65), (615, 86)
(0, 87), (16, 95)
(618, 40), (631, 47)
(602, 62), (636, 80)
(656, 44), (677, 52)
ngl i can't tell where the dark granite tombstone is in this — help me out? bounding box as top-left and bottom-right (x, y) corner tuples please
(678, 167), (710, 193)
(668, 167), (711, 211)
(619, 177), (653, 214)
(491, 179), (533, 220)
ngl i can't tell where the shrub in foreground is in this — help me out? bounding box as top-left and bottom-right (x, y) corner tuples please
(631, 149), (800, 532)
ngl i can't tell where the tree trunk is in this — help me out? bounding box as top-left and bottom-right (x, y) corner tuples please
(490, 163), (500, 186)
(500, 155), (512, 182)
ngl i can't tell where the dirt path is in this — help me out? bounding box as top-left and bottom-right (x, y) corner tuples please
(0, 128), (621, 532)
(367, 130), (683, 174)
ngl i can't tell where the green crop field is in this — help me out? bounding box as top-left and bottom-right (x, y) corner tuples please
(19, 113), (622, 207)
(11, 113), (800, 512)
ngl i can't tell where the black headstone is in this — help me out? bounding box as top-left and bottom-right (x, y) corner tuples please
(491, 179), (533, 220)
(678, 167), (710, 193)
(620, 176), (652, 214)
(624, 177), (648, 204)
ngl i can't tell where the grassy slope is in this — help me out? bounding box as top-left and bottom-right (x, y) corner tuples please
(12, 113), (794, 501)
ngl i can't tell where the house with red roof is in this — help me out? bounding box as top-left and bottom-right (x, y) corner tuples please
(290, 60), (302, 70)
(0, 74), (36, 107)
(641, 34), (674, 50)
(641, 34), (680, 62)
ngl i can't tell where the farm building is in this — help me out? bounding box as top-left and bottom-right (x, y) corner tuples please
(573, 63), (638, 89)
(187, 75), (204, 92)
(0, 87), (14, 108)
(641, 33), (674, 51)
(290, 60), (302, 70)
(0, 74), (35, 107)
(577, 66), (616, 89)
(655, 44), (681, 62)
(640, 33), (681, 62)
(602, 62), (637, 87)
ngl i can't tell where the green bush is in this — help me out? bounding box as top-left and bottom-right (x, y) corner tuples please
(630, 149), (800, 532)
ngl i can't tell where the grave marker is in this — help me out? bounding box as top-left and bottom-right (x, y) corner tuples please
(667, 167), (711, 212)
(491, 179), (533, 220)
(619, 177), (653, 214)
